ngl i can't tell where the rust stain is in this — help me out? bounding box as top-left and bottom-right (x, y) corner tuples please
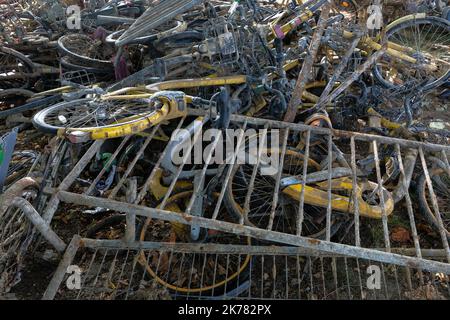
(182, 213), (193, 222)
(308, 239), (320, 245)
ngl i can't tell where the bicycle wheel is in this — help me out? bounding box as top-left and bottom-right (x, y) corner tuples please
(417, 167), (450, 240)
(57, 34), (115, 70)
(60, 57), (113, 75)
(32, 98), (158, 139)
(138, 191), (251, 296)
(225, 143), (343, 239)
(373, 16), (450, 92)
(0, 47), (35, 89)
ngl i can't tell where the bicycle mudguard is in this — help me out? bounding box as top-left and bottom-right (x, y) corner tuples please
(64, 111), (167, 143)
(385, 13), (427, 31)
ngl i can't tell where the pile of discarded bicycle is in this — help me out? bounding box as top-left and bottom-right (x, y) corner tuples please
(0, 0), (449, 300)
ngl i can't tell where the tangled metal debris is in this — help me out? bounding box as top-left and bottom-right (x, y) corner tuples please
(0, 0), (450, 300)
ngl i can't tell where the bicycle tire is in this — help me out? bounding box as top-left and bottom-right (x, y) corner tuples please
(417, 167), (450, 240)
(0, 89), (35, 98)
(57, 34), (114, 70)
(373, 16), (450, 92)
(0, 46), (36, 89)
(60, 57), (113, 75)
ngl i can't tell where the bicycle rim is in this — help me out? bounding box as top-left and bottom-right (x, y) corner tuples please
(32, 98), (158, 136)
(0, 47), (35, 89)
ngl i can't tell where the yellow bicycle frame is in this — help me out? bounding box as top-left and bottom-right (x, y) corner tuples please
(282, 177), (395, 219)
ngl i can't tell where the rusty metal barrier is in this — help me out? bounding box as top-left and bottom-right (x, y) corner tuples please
(43, 236), (450, 300)
(38, 112), (450, 299)
(1, 0), (450, 301)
